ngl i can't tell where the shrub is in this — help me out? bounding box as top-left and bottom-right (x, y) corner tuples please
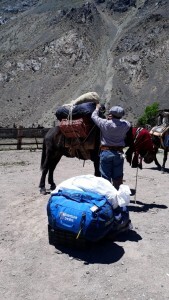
(137, 102), (159, 127)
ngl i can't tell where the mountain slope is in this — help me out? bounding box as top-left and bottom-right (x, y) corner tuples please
(0, 0), (168, 127)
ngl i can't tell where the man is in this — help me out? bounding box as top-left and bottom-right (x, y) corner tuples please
(91, 104), (131, 189)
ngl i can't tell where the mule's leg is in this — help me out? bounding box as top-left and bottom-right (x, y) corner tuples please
(39, 167), (49, 194)
(93, 157), (101, 177)
(48, 155), (62, 190)
(154, 154), (161, 169)
(152, 146), (161, 169)
(39, 139), (48, 194)
(161, 148), (168, 173)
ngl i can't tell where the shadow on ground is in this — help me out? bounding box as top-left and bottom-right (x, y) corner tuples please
(129, 199), (168, 213)
(54, 241), (124, 264)
(144, 167), (169, 174)
(51, 229), (142, 264)
(114, 229), (142, 243)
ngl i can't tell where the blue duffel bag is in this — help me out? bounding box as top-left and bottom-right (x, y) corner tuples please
(47, 189), (115, 242)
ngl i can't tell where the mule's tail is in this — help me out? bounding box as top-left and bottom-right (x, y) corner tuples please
(40, 139), (46, 170)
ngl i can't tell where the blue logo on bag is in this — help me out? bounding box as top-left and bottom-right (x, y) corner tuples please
(59, 212), (78, 222)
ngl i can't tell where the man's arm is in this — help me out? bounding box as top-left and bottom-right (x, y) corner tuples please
(91, 104), (106, 128)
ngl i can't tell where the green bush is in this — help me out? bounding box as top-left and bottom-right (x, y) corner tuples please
(137, 102), (159, 127)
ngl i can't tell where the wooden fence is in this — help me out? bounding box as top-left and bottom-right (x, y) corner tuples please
(0, 127), (51, 150)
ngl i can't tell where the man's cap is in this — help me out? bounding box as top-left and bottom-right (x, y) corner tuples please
(109, 106), (125, 118)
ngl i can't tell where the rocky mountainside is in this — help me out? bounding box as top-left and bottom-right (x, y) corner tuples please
(0, 0), (168, 127)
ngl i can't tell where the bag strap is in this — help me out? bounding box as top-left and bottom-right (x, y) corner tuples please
(55, 189), (107, 207)
(76, 213), (86, 239)
(134, 127), (143, 143)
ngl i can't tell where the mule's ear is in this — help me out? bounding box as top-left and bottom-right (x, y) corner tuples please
(99, 105), (106, 119)
(100, 104), (106, 113)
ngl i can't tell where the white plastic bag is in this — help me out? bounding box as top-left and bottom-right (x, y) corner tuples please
(52, 174), (118, 209)
(52, 175), (131, 209)
(117, 185), (131, 207)
(52, 177), (82, 192)
(72, 175), (118, 208)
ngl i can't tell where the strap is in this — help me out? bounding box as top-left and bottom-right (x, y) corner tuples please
(56, 189), (107, 207)
(134, 127), (143, 143)
(76, 213), (86, 239)
(67, 105), (74, 124)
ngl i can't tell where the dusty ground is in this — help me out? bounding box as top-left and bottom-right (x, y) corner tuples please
(0, 149), (169, 300)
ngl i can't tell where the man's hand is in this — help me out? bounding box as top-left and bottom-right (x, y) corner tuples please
(96, 103), (101, 110)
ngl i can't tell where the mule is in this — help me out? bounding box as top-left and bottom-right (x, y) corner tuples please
(39, 124), (102, 194)
(151, 135), (169, 173)
(149, 121), (169, 173)
(39, 126), (156, 194)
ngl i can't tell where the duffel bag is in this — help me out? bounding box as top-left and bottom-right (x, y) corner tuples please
(47, 189), (114, 242)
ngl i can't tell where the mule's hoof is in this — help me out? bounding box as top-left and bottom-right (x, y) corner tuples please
(40, 188), (47, 195)
(161, 168), (165, 174)
(50, 184), (56, 191)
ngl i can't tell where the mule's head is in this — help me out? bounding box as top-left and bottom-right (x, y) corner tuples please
(137, 129), (157, 164)
(126, 127), (156, 168)
(143, 151), (156, 164)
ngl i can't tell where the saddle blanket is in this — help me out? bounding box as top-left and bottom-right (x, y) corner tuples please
(59, 117), (92, 138)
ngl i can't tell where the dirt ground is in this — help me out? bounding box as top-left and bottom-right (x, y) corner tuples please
(0, 149), (169, 300)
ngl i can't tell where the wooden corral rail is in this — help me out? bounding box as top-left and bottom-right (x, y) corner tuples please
(0, 127), (51, 150)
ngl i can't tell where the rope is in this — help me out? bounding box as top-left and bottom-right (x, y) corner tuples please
(134, 166), (139, 204)
(67, 118), (96, 160)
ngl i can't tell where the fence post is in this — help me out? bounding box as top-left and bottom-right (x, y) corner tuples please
(17, 126), (23, 150)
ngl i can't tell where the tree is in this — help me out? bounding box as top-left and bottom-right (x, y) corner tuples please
(137, 102), (159, 127)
